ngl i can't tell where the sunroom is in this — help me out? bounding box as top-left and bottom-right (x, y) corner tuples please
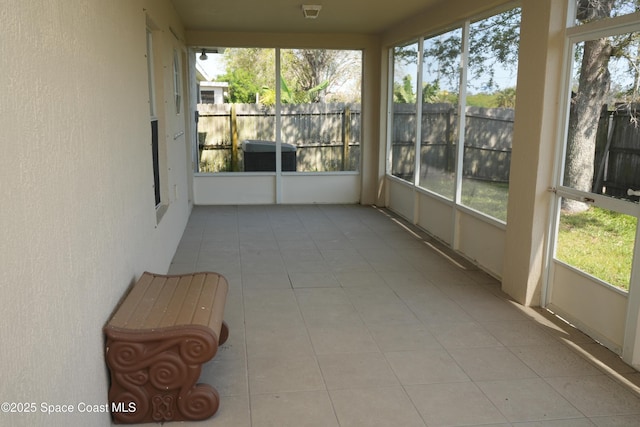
(2, 0), (640, 425)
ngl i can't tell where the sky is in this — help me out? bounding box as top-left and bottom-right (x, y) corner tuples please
(196, 52), (226, 80)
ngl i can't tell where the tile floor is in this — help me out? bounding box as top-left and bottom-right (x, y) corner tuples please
(162, 204), (640, 427)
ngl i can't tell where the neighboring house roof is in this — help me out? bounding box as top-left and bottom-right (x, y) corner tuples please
(199, 81), (229, 89)
(196, 61), (212, 82)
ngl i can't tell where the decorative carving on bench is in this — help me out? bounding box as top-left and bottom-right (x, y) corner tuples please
(104, 272), (229, 424)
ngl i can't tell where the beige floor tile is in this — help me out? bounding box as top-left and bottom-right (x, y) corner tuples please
(250, 391), (339, 427)
(240, 254), (284, 269)
(168, 262), (198, 275)
(368, 322), (443, 352)
(590, 414), (640, 426)
(456, 295), (527, 322)
(436, 282), (497, 302)
(330, 386), (426, 427)
(314, 237), (353, 251)
(317, 352), (399, 390)
(355, 301), (419, 325)
(288, 271), (341, 288)
(321, 251), (372, 272)
(574, 342), (639, 374)
(545, 375), (640, 417)
(463, 269), (502, 285)
(344, 284), (402, 306)
(384, 278), (444, 301)
(477, 378), (583, 422)
(215, 330), (247, 361)
(200, 357), (248, 397)
(481, 319), (559, 347)
(284, 260), (332, 273)
(376, 232), (426, 249)
(243, 288), (298, 307)
(448, 346), (538, 381)
(210, 395), (251, 427)
(429, 267), (479, 286)
(196, 266), (243, 280)
(334, 270), (387, 287)
(248, 355), (324, 395)
(280, 247), (324, 262)
(245, 327), (315, 359)
(273, 230), (312, 242)
(208, 243), (238, 259)
(294, 287), (351, 307)
(300, 303), (363, 328)
(170, 246), (201, 265)
(200, 238), (240, 253)
(533, 312), (599, 345)
(429, 321), (503, 349)
(385, 349), (470, 385)
(327, 260), (374, 273)
(307, 325), (380, 354)
(238, 230), (276, 242)
(377, 270), (431, 289)
(347, 236), (388, 249)
(515, 419), (596, 426)
(369, 257), (418, 273)
(405, 297), (475, 324)
(405, 382), (508, 426)
(244, 310), (302, 329)
(242, 271), (291, 289)
(169, 205), (640, 427)
(510, 342), (602, 378)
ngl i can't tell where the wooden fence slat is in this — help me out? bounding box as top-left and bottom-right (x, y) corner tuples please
(593, 105), (640, 200)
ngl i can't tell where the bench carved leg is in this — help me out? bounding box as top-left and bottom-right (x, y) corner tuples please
(219, 320), (230, 346)
(105, 326), (221, 424)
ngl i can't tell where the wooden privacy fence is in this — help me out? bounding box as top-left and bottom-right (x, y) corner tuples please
(197, 103), (361, 172)
(593, 104), (640, 201)
(391, 104), (514, 183)
(392, 102), (640, 204)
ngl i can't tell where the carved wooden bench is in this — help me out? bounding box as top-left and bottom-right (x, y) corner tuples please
(104, 271), (229, 424)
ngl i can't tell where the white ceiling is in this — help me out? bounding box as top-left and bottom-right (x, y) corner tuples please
(171, 0), (444, 34)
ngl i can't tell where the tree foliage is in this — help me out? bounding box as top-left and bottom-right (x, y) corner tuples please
(215, 68), (262, 103)
(283, 49), (361, 103)
(393, 75), (417, 103)
(393, 2), (640, 212)
(467, 8), (521, 91)
(215, 48), (361, 105)
(394, 8), (521, 94)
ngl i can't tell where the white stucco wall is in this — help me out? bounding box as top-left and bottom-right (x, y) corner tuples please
(0, 1), (191, 425)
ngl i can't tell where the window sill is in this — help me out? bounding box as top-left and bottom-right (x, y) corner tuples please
(156, 203), (168, 225)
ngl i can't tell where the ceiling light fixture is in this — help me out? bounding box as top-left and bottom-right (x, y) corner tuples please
(199, 49), (208, 61)
(302, 4), (322, 19)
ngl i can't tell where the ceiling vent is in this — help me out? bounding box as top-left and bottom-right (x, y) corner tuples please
(302, 5), (322, 19)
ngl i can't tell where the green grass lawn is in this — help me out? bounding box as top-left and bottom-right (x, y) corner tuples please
(421, 176), (635, 290)
(420, 175), (509, 221)
(461, 179), (509, 222)
(556, 206), (636, 291)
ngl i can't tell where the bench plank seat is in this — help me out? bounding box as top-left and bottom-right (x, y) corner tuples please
(104, 271), (229, 424)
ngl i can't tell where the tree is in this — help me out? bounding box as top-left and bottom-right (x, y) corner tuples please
(495, 87), (517, 108)
(215, 48), (275, 103)
(216, 68), (262, 103)
(216, 48), (361, 105)
(394, 2), (640, 212)
(466, 8), (521, 92)
(260, 75), (330, 105)
(283, 49), (361, 103)
(563, 0), (640, 212)
(393, 75), (417, 103)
